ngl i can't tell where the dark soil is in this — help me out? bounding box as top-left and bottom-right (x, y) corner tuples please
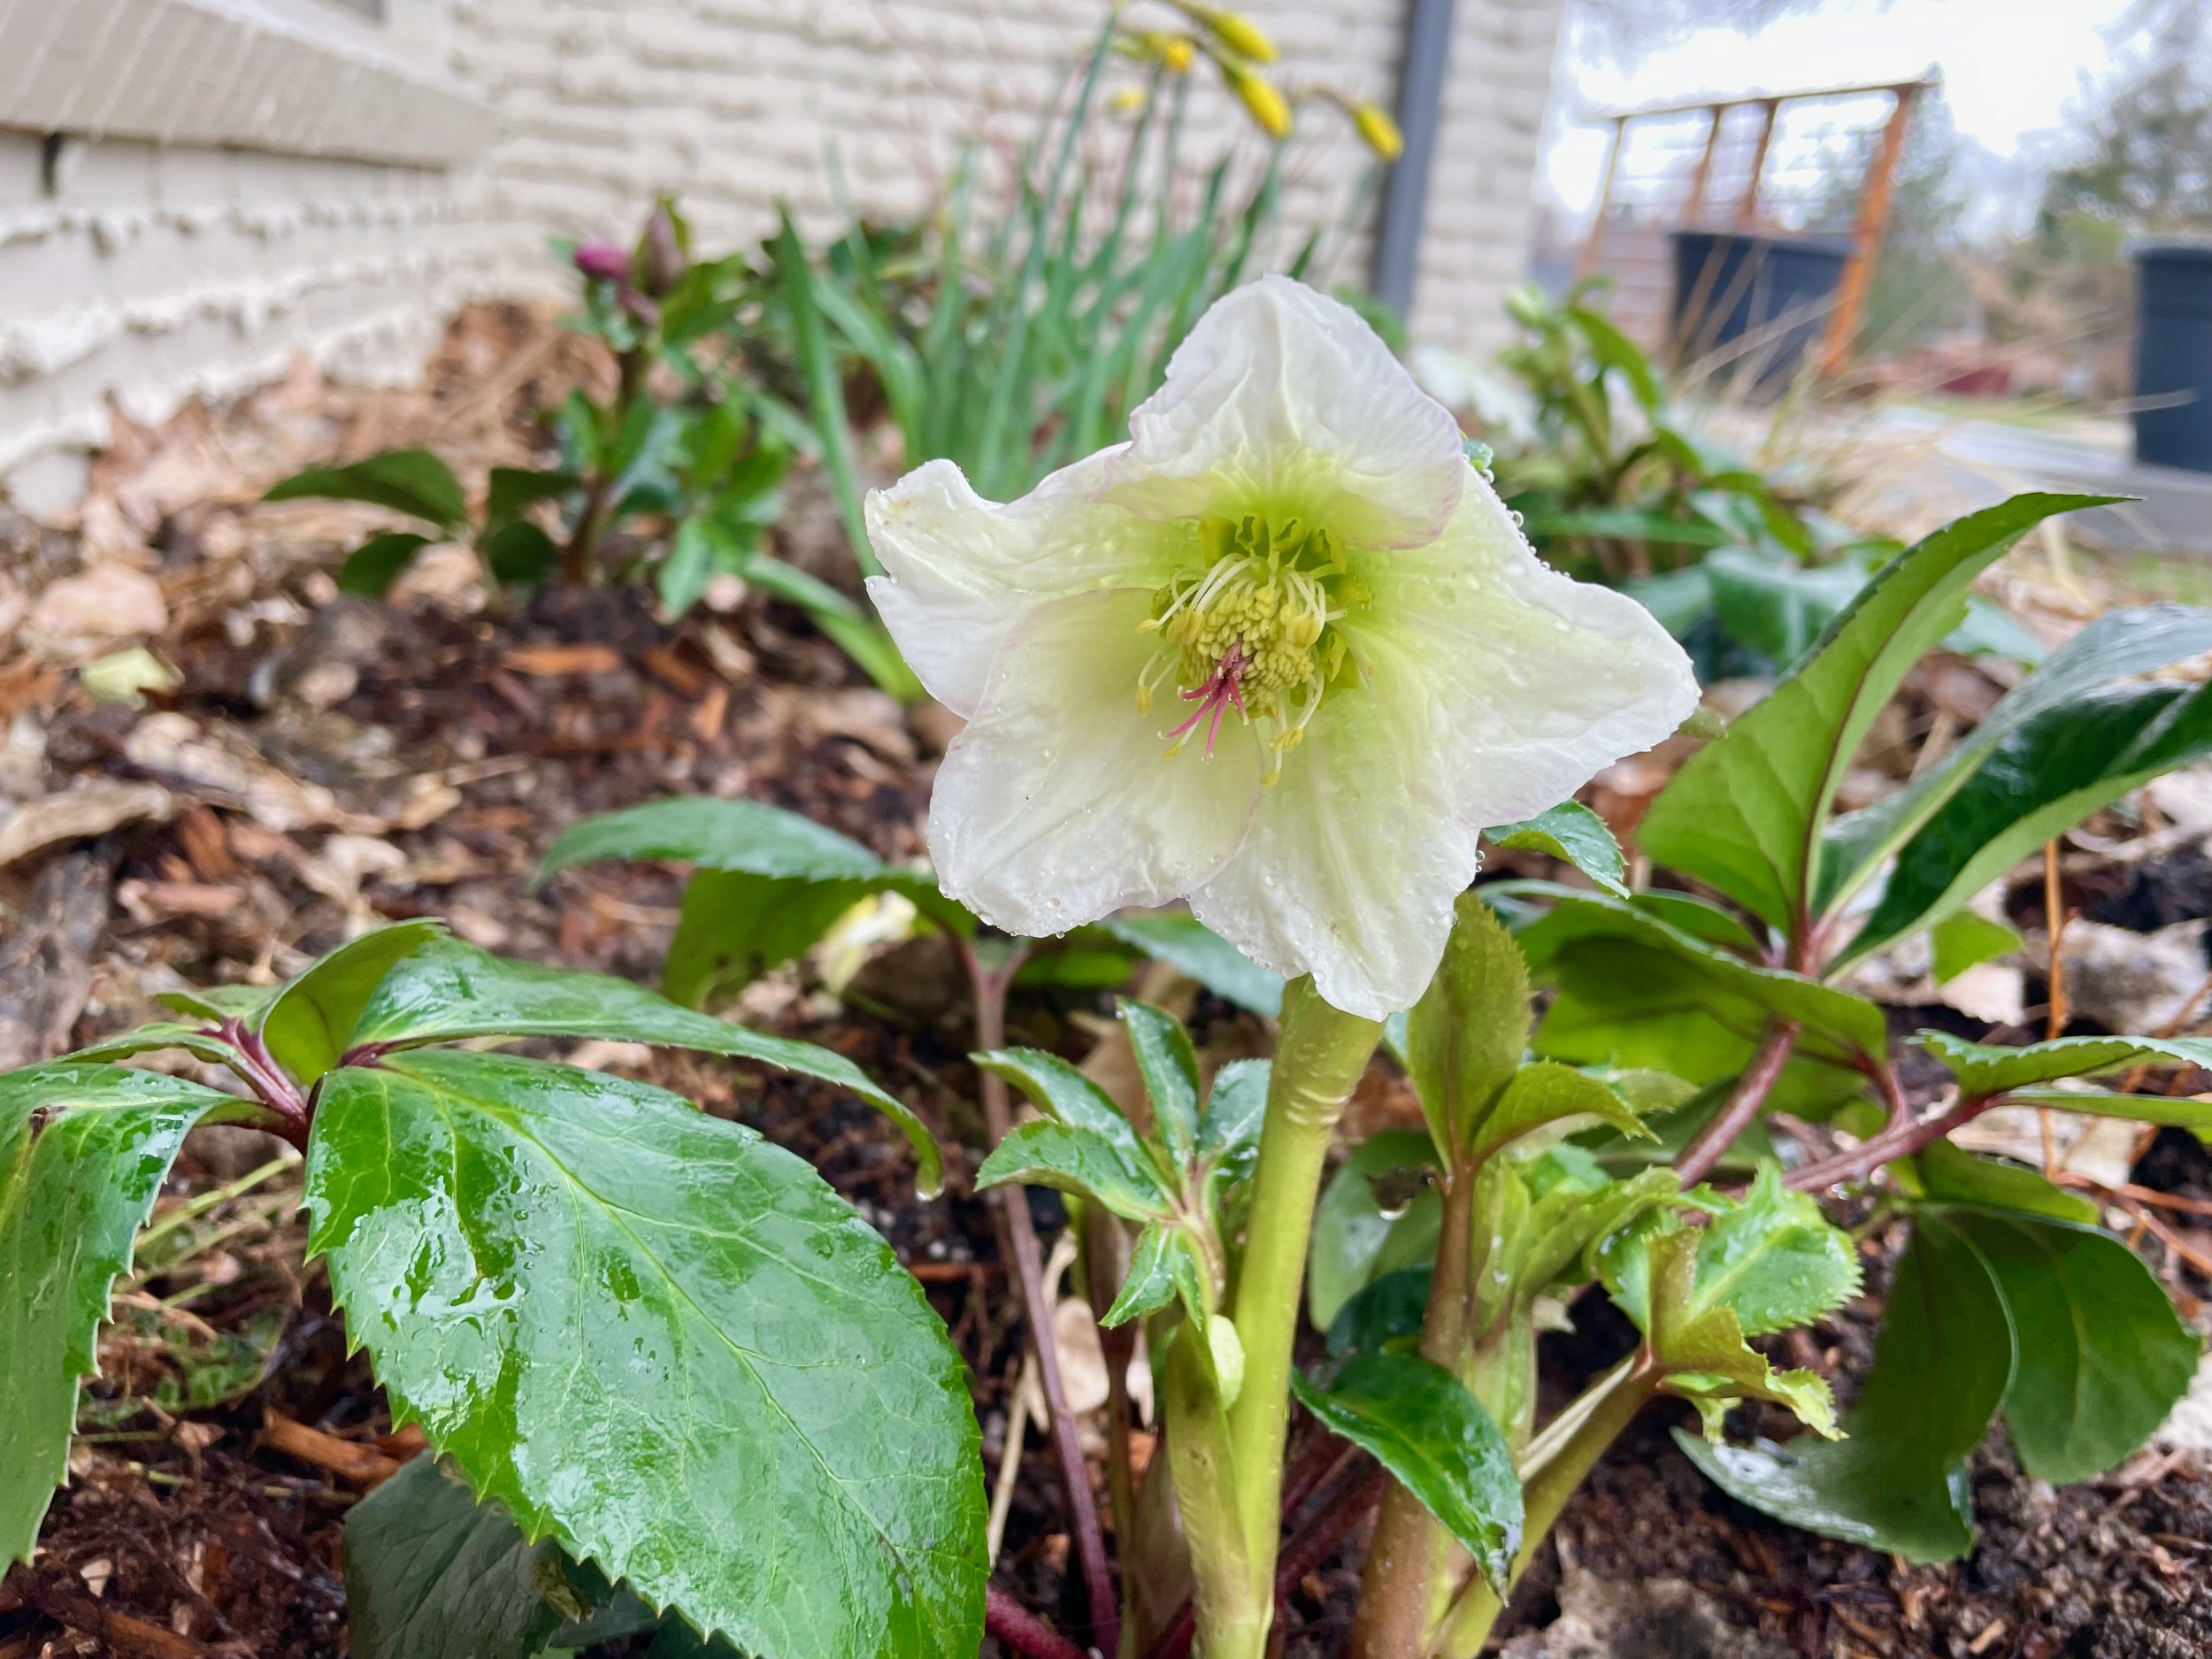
(4, 308), (2209, 1659)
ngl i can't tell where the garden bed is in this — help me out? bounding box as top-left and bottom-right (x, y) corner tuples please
(3, 307), (2210, 1659)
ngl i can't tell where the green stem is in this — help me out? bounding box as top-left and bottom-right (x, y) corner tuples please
(1430, 1354), (1661, 1659)
(1185, 977), (1379, 1659)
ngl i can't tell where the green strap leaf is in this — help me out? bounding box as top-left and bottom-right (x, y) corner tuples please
(1482, 803), (1627, 897)
(309, 1051), (985, 1659)
(258, 919), (448, 1082)
(2, 1064), (237, 1564)
(1120, 999), (1200, 1171)
(1291, 1353), (1523, 1588)
(1844, 679), (2212, 964)
(1820, 603), (2212, 921)
(1914, 1028), (2212, 1098)
(265, 449), (468, 532)
(1637, 494), (2118, 933)
(347, 936), (942, 1195)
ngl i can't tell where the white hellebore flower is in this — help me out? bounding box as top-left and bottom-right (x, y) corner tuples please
(866, 277), (1698, 1019)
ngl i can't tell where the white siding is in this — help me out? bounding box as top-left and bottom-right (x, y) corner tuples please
(0, 0), (1566, 495)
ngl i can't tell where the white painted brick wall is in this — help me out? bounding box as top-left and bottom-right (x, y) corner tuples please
(0, 0), (1565, 498)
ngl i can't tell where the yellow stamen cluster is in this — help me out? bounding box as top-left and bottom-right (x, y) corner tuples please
(1138, 514), (1360, 780)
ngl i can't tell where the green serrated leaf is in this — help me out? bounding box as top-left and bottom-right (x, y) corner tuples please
(2, 1065), (237, 1564)
(1638, 494), (2118, 933)
(340, 532), (434, 597)
(1689, 1164), (1861, 1337)
(258, 919), (448, 1083)
(1483, 803), (1628, 897)
(1678, 1210), (2014, 1561)
(1408, 893), (1531, 1165)
(1198, 1058), (1269, 1198)
(265, 449), (468, 530)
(1120, 999), (1199, 1171)
(308, 1050), (985, 1659)
(1469, 1061), (1652, 1167)
(973, 1119), (1171, 1220)
(1641, 1228), (1840, 1440)
(1096, 913), (1283, 1018)
(972, 1048), (1156, 1186)
(1820, 603), (2212, 923)
(65, 1022), (241, 1067)
(1846, 679), (2212, 964)
(347, 936), (942, 1195)
(1102, 1225), (1202, 1326)
(1292, 1353), (1523, 1586)
(1914, 1029), (2212, 1099)
(157, 983), (279, 1024)
(344, 1455), (565, 1659)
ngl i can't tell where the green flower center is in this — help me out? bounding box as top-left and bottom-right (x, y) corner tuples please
(1137, 513), (1366, 781)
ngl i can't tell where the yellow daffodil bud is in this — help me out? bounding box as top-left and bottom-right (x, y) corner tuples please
(1160, 33), (1197, 73)
(1110, 86), (1149, 115)
(1221, 61), (1293, 140)
(1351, 102), (1403, 161)
(1175, 2), (1277, 65)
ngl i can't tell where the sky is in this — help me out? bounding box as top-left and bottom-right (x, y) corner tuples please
(1540, 0), (2145, 227)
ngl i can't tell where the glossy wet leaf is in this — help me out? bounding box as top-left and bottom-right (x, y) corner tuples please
(1096, 912), (1283, 1018)
(1308, 1130), (1439, 1333)
(1468, 1061), (1651, 1167)
(259, 919), (448, 1082)
(1679, 1210), (2013, 1561)
(1951, 1210), (2197, 1485)
(1, 1064), (236, 1565)
(974, 1120), (1171, 1220)
(308, 1050), (985, 1659)
(1847, 679), (2212, 964)
(265, 449), (467, 530)
(65, 1022), (240, 1067)
(344, 1455), (567, 1659)
(1820, 603), (2212, 922)
(973, 1048), (1160, 1187)
(1198, 1058), (1270, 1200)
(1323, 1265), (1432, 1359)
(1692, 1164), (1861, 1337)
(347, 936), (941, 1194)
(1483, 803), (1628, 897)
(1916, 1029), (2212, 1098)
(1638, 494), (2116, 933)
(1406, 893), (1531, 1165)
(1292, 1352), (1523, 1587)
(1102, 1224), (1209, 1327)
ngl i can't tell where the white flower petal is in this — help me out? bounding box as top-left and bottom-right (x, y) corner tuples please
(1102, 277), (1466, 550)
(1347, 476), (1701, 831)
(1189, 687), (1480, 1021)
(865, 453), (1175, 717)
(930, 588), (1264, 936)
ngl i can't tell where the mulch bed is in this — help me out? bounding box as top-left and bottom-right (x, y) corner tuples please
(3, 305), (2209, 1659)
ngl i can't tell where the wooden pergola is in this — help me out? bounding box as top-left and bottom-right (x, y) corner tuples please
(1576, 75), (1937, 376)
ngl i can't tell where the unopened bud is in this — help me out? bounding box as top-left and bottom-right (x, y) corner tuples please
(1177, 3), (1276, 64)
(1352, 102), (1403, 161)
(638, 203), (687, 298)
(1110, 87), (1149, 116)
(572, 241), (631, 284)
(1222, 61), (1292, 140)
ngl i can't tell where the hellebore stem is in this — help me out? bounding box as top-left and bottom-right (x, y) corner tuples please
(960, 937), (1122, 1659)
(1175, 976), (1379, 1659)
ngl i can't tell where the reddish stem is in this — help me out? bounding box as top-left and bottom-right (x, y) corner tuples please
(986, 1585), (1092, 1659)
(1785, 1092), (1998, 1193)
(214, 1018), (311, 1147)
(960, 937), (1121, 1659)
(1674, 1020), (1798, 1187)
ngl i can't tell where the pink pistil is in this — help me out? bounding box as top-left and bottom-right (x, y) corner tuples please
(1166, 641), (1249, 758)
